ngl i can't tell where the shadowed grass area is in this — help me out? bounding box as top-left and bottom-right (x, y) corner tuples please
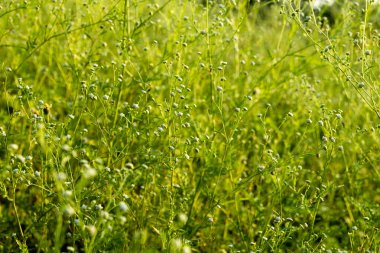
(0, 0), (379, 252)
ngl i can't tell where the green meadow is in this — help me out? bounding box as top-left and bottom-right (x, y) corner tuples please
(1, 0), (380, 252)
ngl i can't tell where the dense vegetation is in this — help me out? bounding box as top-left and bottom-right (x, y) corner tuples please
(1, 0), (380, 252)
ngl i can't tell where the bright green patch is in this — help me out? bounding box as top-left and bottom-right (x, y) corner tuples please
(1, 0), (379, 252)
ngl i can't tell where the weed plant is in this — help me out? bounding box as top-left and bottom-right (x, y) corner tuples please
(0, 0), (380, 252)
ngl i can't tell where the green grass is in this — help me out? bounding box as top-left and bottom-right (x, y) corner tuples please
(1, 0), (380, 252)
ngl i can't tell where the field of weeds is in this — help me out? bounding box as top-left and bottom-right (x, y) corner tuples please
(1, 1), (380, 252)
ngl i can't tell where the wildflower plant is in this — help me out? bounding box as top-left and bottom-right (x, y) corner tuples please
(0, 0), (379, 252)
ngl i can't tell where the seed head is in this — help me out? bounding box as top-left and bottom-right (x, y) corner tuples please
(119, 201), (129, 212)
(63, 190), (73, 198)
(95, 204), (103, 211)
(125, 162), (134, 169)
(57, 172), (67, 181)
(63, 205), (75, 217)
(86, 225), (97, 237)
(88, 93), (97, 100)
(9, 144), (19, 151)
(83, 165), (97, 178)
